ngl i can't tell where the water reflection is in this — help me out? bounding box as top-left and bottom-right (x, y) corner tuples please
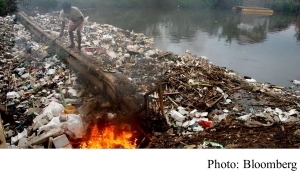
(236, 13), (270, 44)
(84, 8), (300, 87)
(85, 8), (297, 45)
(295, 17), (300, 42)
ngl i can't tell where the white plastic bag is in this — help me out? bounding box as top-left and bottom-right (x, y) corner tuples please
(64, 114), (84, 139)
(42, 101), (65, 117)
(6, 91), (20, 99)
(38, 117), (61, 133)
(38, 114), (84, 139)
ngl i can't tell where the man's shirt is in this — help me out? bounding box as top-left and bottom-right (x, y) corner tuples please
(59, 6), (84, 23)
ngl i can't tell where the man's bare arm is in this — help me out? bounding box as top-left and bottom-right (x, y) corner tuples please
(59, 21), (65, 37)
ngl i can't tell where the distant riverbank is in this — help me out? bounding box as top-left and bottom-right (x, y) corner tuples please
(8, 0), (300, 15)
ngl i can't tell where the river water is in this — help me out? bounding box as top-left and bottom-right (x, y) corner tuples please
(83, 8), (300, 88)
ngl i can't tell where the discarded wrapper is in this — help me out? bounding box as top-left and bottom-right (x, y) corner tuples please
(203, 141), (223, 148)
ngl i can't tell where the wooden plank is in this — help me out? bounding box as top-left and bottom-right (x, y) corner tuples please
(17, 11), (145, 116)
(0, 115), (7, 149)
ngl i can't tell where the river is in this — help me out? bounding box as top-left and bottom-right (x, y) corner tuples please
(83, 8), (300, 88)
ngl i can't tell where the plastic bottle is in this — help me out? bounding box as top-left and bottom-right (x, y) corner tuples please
(170, 110), (185, 122)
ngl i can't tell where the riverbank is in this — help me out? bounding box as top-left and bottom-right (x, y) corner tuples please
(1, 11), (300, 148)
(15, 0), (300, 15)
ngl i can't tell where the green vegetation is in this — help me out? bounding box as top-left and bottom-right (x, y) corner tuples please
(0, 0), (7, 16)
(271, 1), (300, 14)
(0, 0), (17, 16)
(57, 0), (236, 9)
(55, 0), (300, 14)
(1, 0), (298, 16)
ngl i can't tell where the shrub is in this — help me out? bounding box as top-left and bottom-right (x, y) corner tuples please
(0, 0), (17, 16)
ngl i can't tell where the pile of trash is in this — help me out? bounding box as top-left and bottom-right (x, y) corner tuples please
(143, 59), (300, 148)
(29, 11), (300, 148)
(26, 11), (300, 94)
(25, 11), (172, 92)
(0, 14), (119, 149)
(1, 11), (300, 148)
(142, 54), (300, 148)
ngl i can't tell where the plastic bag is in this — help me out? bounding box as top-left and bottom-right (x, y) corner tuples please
(43, 101), (65, 117)
(63, 114), (84, 139)
(38, 117), (61, 133)
(38, 114), (84, 139)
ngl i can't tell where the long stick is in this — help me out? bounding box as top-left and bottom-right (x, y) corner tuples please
(0, 115), (7, 148)
(59, 86), (67, 108)
(167, 96), (178, 107)
(205, 95), (223, 108)
(158, 85), (166, 119)
(16, 37), (60, 68)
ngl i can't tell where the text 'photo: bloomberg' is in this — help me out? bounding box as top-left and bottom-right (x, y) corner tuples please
(208, 159), (297, 171)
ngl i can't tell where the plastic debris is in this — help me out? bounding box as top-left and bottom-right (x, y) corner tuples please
(170, 110), (185, 122)
(203, 141), (223, 148)
(1, 11), (300, 149)
(292, 80), (300, 85)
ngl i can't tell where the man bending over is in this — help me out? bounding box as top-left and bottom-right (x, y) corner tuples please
(59, 2), (84, 53)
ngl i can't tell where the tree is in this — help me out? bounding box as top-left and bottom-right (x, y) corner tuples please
(0, 0), (8, 16)
(0, 0), (17, 16)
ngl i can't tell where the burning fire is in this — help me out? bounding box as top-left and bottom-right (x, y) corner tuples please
(80, 124), (137, 149)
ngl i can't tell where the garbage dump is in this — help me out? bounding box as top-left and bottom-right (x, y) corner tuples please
(0, 14), (141, 149)
(143, 60), (300, 148)
(1, 11), (300, 149)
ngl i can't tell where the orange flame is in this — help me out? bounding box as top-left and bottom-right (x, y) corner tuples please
(80, 124), (137, 149)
